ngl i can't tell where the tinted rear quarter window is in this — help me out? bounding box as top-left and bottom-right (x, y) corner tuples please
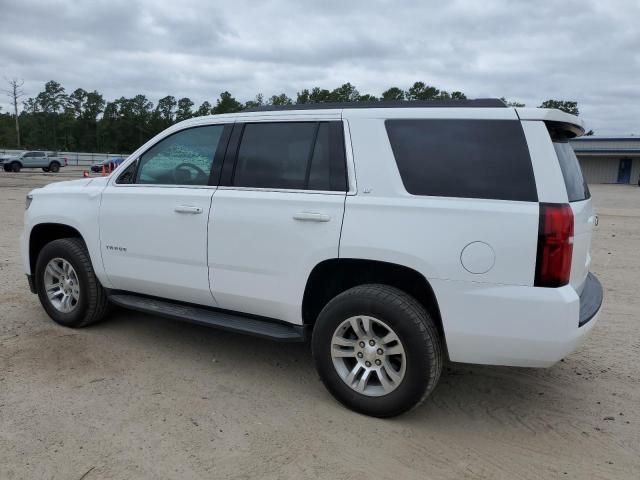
(385, 119), (538, 201)
(553, 141), (590, 202)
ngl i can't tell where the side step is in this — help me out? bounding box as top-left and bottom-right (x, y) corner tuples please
(108, 293), (306, 342)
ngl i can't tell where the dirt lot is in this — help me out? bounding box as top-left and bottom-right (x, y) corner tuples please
(1, 168), (639, 479)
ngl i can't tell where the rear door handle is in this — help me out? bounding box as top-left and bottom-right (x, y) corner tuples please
(174, 205), (203, 214)
(293, 212), (331, 222)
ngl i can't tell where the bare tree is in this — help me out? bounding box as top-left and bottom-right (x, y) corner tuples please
(2, 78), (25, 147)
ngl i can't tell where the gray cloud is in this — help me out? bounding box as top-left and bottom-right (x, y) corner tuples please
(0, 0), (638, 134)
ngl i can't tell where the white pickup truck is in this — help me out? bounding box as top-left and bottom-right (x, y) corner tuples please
(1, 151), (67, 172)
(21, 99), (603, 417)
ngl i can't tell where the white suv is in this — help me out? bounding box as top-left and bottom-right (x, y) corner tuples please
(22, 99), (603, 417)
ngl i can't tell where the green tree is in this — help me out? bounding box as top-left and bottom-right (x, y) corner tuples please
(297, 87), (332, 104)
(539, 99), (579, 116)
(330, 83), (360, 102)
(406, 82), (440, 101)
(83, 91), (105, 121)
(82, 91), (105, 150)
(27, 80), (69, 148)
(268, 93), (293, 105)
(131, 95), (155, 148)
(37, 80), (68, 113)
(296, 89), (311, 104)
(449, 91), (467, 100)
(23, 97), (39, 114)
(194, 101), (213, 116)
(357, 94), (378, 102)
(381, 87), (405, 101)
(212, 92), (243, 114)
(244, 94), (264, 109)
(68, 88), (88, 117)
(176, 97), (194, 121)
(155, 95), (177, 124)
(500, 97), (525, 107)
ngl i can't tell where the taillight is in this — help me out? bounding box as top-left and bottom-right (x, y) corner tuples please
(535, 203), (574, 287)
(64, 157), (68, 166)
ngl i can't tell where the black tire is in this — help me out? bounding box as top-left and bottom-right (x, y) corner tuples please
(2, 164), (9, 172)
(49, 162), (60, 173)
(312, 284), (443, 417)
(42, 167), (50, 172)
(35, 238), (109, 328)
(10, 162), (21, 172)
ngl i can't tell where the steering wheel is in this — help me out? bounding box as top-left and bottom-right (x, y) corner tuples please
(173, 163), (208, 183)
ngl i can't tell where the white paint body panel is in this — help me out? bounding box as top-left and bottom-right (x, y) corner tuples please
(516, 108), (585, 132)
(100, 185), (216, 305)
(22, 105), (600, 368)
(208, 188), (345, 324)
(521, 121), (569, 204)
(521, 119), (594, 292)
(340, 116), (539, 285)
(429, 279), (597, 367)
(22, 178), (110, 287)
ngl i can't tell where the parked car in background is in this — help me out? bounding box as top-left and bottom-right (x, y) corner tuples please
(90, 158), (125, 173)
(0, 151), (68, 172)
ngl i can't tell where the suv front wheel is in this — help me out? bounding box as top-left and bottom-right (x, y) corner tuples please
(312, 284), (443, 417)
(35, 238), (109, 328)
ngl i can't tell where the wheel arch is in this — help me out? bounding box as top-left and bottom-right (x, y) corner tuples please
(29, 223), (84, 277)
(302, 258), (447, 356)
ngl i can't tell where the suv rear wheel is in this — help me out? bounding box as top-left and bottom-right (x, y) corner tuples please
(35, 238), (109, 328)
(49, 162), (60, 173)
(10, 162), (21, 172)
(312, 284), (442, 417)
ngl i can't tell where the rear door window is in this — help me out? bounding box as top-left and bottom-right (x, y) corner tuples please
(385, 119), (538, 201)
(232, 122), (347, 191)
(553, 140), (590, 202)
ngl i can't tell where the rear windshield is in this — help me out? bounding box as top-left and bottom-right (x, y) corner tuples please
(554, 141), (590, 202)
(385, 119), (538, 201)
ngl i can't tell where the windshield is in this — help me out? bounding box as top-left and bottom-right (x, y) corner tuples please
(554, 141), (590, 202)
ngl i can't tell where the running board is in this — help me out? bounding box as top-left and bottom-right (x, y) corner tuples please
(108, 293), (306, 342)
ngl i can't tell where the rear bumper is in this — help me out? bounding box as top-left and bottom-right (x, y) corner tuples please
(579, 272), (603, 327)
(431, 274), (603, 367)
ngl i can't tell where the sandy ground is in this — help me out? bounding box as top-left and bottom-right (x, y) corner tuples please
(0, 168), (639, 480)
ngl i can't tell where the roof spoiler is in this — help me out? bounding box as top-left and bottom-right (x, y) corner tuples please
(516, 108), (585, 138)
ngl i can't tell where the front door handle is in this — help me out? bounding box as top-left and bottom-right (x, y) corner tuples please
(174, 205), (203, 214)
(293, 212), (331, 222)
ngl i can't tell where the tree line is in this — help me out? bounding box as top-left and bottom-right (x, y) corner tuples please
(0, 79), (587, 154)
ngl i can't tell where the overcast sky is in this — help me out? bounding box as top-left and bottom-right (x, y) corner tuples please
(0, 0), (638, 134)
